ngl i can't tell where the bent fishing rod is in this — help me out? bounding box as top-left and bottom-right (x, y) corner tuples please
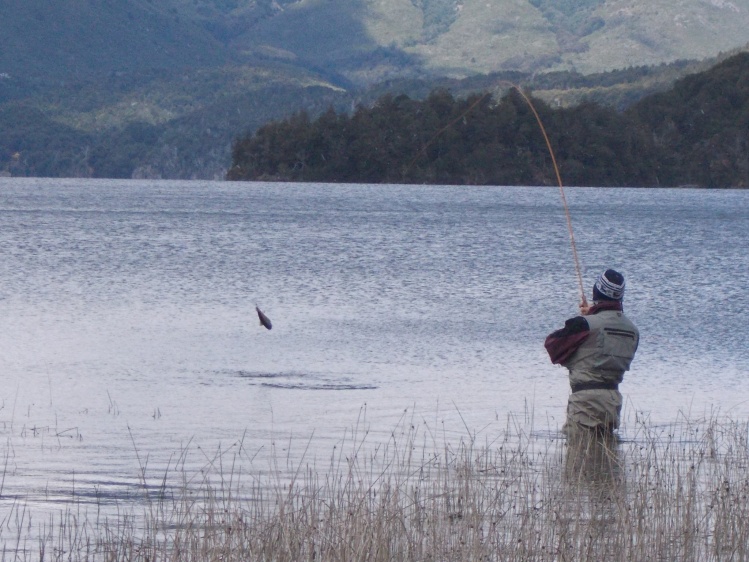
(508, 85), (588, 308)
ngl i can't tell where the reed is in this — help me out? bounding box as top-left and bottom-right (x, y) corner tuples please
(3, 414), (749, 561)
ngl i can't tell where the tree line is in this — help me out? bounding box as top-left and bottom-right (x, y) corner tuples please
(228, 53), (749, 188)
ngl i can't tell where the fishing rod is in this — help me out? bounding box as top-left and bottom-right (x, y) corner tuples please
(407, 83), (588, 307)
(506, 84), (588, 308)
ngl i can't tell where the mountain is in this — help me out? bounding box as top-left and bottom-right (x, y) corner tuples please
(628, 52), (749, 187)
(2, 0), (749, 179)
(0, 0), (229, 84)
(4, 0), (749, 87)
(189, 0), (749, 80)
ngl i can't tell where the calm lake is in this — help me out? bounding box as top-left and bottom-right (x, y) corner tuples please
(1, 178), (748, 517)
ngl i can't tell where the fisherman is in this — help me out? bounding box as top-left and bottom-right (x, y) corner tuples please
(545, 269), (639, 438)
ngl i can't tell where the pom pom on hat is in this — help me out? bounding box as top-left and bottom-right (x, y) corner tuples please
(593, 269), (625, 301)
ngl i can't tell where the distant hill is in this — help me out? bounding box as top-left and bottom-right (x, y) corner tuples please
(0, 64), (351, 179)
(0, 53), (738, 180)
(628, 52), (749, 187)
(228, 52), (749, 188)
(4, 0), (749, 86)
(2, 0), (749, 179)
(199, 0), (749, 79)
(0, 0), (229, 84)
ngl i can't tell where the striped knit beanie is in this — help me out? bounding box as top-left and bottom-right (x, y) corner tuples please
(593, 269), (625, 302)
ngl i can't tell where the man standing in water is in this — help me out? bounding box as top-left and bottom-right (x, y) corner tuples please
(545, 269), (639, 438)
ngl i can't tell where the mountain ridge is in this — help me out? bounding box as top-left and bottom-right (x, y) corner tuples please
(2, 0), (749, 179)
(4, 0), (749, 85)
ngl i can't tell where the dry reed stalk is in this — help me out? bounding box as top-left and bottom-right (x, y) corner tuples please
(3, 414), (749, 561)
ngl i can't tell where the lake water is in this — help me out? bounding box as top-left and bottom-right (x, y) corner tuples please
(1, 178), (748, 519)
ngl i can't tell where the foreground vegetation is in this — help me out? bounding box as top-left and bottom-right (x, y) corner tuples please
(3, 413), (749, 561)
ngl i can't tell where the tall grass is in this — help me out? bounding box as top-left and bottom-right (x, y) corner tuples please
(3, 414), (749, 561)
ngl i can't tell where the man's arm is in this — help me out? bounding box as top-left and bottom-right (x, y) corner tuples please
(544, 316), (590, 365)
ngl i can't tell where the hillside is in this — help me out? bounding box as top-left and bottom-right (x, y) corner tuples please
(4, 0), (749, 87)
(0, 0), (229, 84)
(628, 52), (749, 187)
(0, 64), (350, 179)
(1, 53), (737, 180)
(2, 0), (749, 179)
(228, 52), (749, 188)
(222, 0), (749, 79)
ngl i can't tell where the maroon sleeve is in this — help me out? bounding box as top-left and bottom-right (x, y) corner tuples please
(544, 316), (590, 365)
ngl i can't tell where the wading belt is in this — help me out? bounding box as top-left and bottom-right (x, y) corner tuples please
(571, 381), (619, 393)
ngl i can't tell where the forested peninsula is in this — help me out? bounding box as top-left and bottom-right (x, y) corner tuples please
(228, 53), (749, 188)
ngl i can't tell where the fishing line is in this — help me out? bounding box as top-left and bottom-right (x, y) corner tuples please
(407, 83), (587, 306)
(405, 91), (492, 174)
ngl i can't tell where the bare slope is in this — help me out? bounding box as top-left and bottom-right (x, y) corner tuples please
(233, 0), (749, 78)
(570, 0), (749, 73)
(405, 0), (558, 75)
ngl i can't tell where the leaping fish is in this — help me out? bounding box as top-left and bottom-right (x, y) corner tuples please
(256, 305), (272, 330)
